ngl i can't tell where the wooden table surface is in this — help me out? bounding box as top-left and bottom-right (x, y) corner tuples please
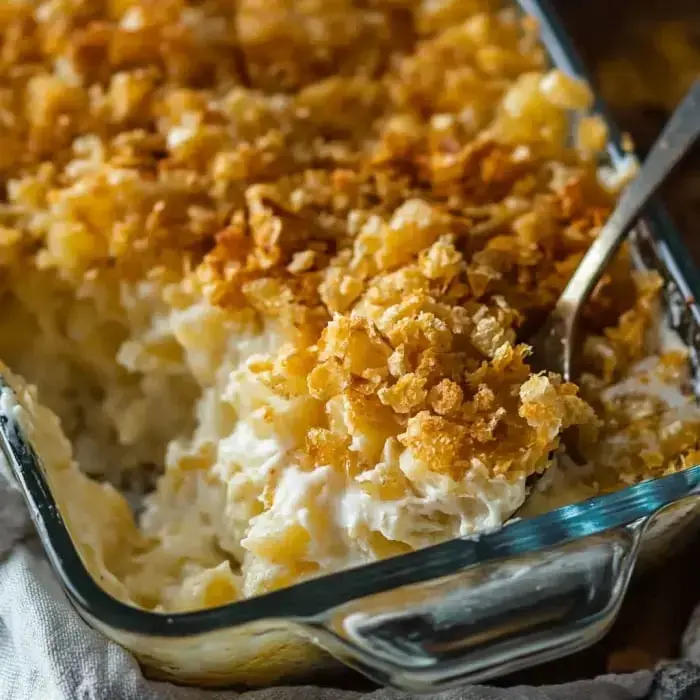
(503, 0), (700, 683)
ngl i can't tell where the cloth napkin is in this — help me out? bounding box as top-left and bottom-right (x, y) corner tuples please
(3, 473), (700, 700)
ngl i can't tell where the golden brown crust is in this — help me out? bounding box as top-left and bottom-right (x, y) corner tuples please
(0, 0), (692, 492)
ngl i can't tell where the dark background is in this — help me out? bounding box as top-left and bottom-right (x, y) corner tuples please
(505, 0), (700, 682)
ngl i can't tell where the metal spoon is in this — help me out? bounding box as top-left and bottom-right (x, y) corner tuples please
(529, 80), (700, 382)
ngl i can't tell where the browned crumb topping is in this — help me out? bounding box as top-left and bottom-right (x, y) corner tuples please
(0, 0), (694, 491)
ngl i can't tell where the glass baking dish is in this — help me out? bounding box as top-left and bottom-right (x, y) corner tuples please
(2, 0), (700, 692)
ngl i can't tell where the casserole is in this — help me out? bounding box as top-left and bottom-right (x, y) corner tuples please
(1, 0), (700, 691)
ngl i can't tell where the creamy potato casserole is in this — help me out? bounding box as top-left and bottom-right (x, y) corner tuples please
(1, 0), (699, 613)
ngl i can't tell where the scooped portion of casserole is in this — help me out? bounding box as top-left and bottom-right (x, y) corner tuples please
(0, 0), (699, 612)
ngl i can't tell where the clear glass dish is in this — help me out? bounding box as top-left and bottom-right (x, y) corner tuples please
(2, 0), (700, 692)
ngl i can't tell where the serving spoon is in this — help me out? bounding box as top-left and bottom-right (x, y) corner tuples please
(529, 80), (700, 382)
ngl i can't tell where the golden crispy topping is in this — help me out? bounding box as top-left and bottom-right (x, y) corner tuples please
(0, 0), (692, 493)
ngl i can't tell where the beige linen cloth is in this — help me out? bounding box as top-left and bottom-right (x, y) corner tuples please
(2, 473), (700, 700)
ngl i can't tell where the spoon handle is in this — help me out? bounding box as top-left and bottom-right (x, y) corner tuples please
(558, 79), (700, 312)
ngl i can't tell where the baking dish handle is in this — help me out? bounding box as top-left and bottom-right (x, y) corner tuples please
(311, 499), (694, 693)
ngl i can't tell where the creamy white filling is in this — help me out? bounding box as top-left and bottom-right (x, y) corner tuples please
(602, 357), (699, 418)
(525, 342), (700, 516)
(6, 295), (696, 606)
(240, 453), (526, 572)
(340, 465), (525, 546)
